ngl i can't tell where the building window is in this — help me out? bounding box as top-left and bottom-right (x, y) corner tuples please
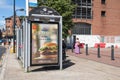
(101, 11), (106, 17)
(6, 20), (10, 23)
(101, 0), (106, 4)
(8, 20), (10, 23)
(72, 0), (92, 19)
(72, 23), (91, 35)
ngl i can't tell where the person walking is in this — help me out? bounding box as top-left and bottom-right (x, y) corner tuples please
(74, 38), (80, 54)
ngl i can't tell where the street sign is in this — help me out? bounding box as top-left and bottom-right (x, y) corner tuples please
(26, 0), (38, 16)
(29, 0), (37, 7)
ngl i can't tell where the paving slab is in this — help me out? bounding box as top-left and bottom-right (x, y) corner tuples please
(1, 51), (120, 80)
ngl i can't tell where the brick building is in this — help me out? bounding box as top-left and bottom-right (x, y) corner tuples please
(72, 0), (120, 36)
(5, 16), (21, 37)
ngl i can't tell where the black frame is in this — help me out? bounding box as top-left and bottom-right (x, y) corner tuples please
(101, 11), (106, 17)
(30, 21), (60, 66)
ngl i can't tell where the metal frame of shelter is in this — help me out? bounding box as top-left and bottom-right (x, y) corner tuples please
(16, 6), (62, 72)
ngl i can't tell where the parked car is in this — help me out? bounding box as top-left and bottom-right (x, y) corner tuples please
(0, 39), (2, 43)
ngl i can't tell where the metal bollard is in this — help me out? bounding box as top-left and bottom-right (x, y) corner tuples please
(72, 36), (76, 52)
(97, 44), (101, 58)
(111, 45), (115, 60)
(86, 44), (88, 55)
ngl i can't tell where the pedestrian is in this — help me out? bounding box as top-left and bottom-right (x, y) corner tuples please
(74, 38), (80, 54)
(62, 39), (66, 61)
(0, 29), (2, 39)
(0, 29), (3, 45)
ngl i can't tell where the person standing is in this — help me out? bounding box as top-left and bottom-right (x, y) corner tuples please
(0, 29), (2, 39)
(0, 29), (2, 45)
(74, 38), (80, 54)
(62, 39), (66, 61)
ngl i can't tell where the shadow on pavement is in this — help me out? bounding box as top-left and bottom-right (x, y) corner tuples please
(31, 59), (75, 72)
(63, 59), (75, 69)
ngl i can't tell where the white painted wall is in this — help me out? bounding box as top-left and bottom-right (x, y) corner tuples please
(75, 35), (101, 47)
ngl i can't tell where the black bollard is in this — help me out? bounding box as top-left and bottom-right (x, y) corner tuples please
(97, 44), (101, 58)
(86, 44), (88, 55)
(111, 45), (115, 60)
(72, 36), (76, 52)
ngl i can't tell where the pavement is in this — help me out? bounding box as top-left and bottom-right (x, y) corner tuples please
(68, 48), (120, 67)
(0, 47), (120, 80)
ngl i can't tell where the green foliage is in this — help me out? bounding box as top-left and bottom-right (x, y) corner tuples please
(19, 16), (25, 23)
(38, 0), (76, 38)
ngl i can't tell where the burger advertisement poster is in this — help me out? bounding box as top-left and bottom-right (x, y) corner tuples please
(31, 22), (59, 65)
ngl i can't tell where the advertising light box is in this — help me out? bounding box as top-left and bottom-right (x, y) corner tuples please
(30, 21), (59, 66)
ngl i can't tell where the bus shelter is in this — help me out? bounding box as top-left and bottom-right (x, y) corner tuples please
(16, 6), (62, 72)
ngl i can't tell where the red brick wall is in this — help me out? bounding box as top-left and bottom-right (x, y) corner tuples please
(92, 0), (120, 36)
(73, 0), (120, 36)
(5, 16), (21, 36)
